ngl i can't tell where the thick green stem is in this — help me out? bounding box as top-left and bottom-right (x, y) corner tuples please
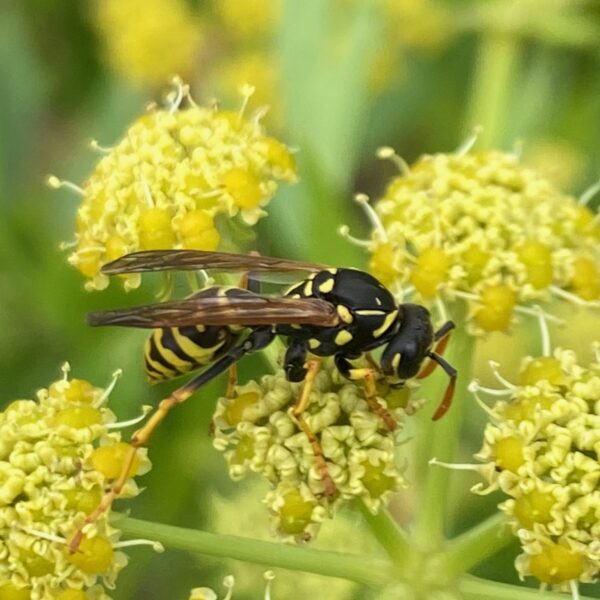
(358, 503), (414, 574)
(118, 516), (395, 587)
(413, 303), (474, 548)
(459, 575), (594, 600)
(466, 31), (521, 149)
(441, 513), (514, 579)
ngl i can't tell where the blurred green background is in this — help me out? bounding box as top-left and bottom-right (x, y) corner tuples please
(2, 0), (600, 598)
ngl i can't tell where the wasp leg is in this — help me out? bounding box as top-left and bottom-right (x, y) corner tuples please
(338, 357), (397, 432)
(288, 359), (337, 498)
(284, 338), (309, 382)
(69, 326), (275, 552)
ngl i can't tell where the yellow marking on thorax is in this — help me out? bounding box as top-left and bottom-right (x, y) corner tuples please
(308, 338), (321, 350)
(337, 305), (353, 323)
(392, 353), (401, 370)
(304, 280), (313, 296)
(355, 309), (386, 316)
(334, 330), (353, 345)
(318, 278), (335, 294)
(375, 298), (382, 306)
(372, 310), (398, 338)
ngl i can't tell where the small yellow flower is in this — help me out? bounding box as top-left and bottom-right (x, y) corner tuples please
(474, 346), (600, 589)
(358, 149), (600, 334)
(213, 361), (409, 540)
(0, 365), (151, 598)
(56, 80), (297, 291)
(95, 0), (202, 87)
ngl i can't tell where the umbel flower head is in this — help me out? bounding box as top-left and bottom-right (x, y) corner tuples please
(94, 0), (202, 87)
(212, 360), (416, 541)
(0, 365), (152, 599)
(473, 344), (600, 592)
(357, 146), (600, 334)
(207, 478), (380, 599)
(52, 79), (297, 291)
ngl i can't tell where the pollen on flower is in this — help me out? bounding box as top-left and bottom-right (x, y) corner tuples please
(59, 80), (297, 291)
(0, 365), (151, 598)
(94, 0), (202, 86)
(473, 346), (600, 589)
(212, 360), (411, 540)
(359, 149), (600, 334)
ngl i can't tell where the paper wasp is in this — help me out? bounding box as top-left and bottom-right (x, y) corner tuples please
(71, 249), (456, 550)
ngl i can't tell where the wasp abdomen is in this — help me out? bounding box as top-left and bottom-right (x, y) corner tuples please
(144, 324), (238, 383)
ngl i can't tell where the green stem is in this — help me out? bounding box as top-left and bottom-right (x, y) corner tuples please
(413, 303), (474, 549)
(118, 516), (395, 587)
(459, 575), (594, 600)
(441, 513), (514, 580)
(358, 503), (414, 573)
(466, 31), (521, 149)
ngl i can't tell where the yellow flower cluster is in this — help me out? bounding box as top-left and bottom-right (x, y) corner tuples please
(95, 0), (202, 87)
(0, 366), (150, 599)
(62, 82), (297, 291)
(207, 478), (380, 599)
(367, 150), (600, 333)
(474, 347), (600, 589)
(212, 362), (414, 541)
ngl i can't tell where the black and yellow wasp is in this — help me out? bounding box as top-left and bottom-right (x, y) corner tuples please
(88, 249), (456, 419)
(73, 249), (456, 548)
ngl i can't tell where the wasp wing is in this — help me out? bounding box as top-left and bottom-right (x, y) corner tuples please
(88, 294), (339, 328)
(102, 250), (327, 275)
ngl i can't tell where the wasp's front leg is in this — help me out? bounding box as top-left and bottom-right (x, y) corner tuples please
(337, 355), (397, 432)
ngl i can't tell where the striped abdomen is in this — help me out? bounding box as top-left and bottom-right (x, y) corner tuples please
(144, 325), (239, 383)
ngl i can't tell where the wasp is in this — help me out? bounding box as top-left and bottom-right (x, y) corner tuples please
(71, 249), (456, 550)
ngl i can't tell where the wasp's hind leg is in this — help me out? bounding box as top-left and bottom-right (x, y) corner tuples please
(69, 326), (275, 552)
(416, 321), (456, 420)
(337, 356), (397, 432)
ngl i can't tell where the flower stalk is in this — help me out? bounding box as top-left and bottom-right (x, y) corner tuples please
(117, 515), (396, 587)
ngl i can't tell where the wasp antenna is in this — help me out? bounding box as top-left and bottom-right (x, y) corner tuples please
(455, 125), (483, 156)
